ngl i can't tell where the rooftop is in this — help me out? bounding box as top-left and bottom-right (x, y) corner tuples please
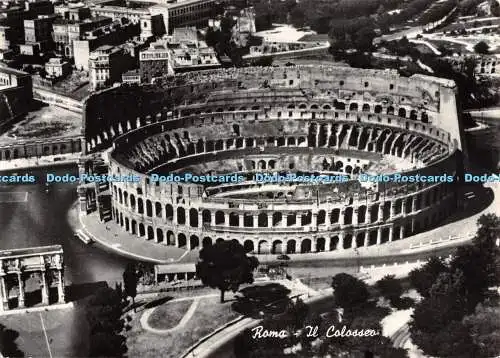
(0, 245), (62, 259)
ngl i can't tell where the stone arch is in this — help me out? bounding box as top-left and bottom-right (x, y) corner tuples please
(349, 103), (358, 111)
(358, 205), (366, 224)
(189, 208), (198, 227)
(215, 211), (225, 225)
(258, 240), (269, 254)
(190, 235), (199, 249)
(147, 226), (154, 240)
(137, 198), (144, 214)
(330, 236), (339, 250)
(356, 232), (365, 247)
(398, 107), (407, 118)
(156, 228), (164, 243)
(165, 204), (174, 221)
(229, 212), (239, 227)
(317, 210), (326, 225)
(202, 237), (212, 247)
(343, 234), (353, 249)
(155, 202), (162, 218)
(287, 240), (296, 254)
(271, 240), (283, 254)
(138, 223), (145, 237)
(167, 231), (175, 245)
(300, 239), (311, 253)
(131, 220), (137, 235)
(258, 212), (268, 227)
(178, 233), (187, 248)
(344, 207), (353, 225)
(272, 212), (282, 226)
(362, 103), (370, 112)
(244, 240), (254, 253)
(146, 200), (153, 217)
(316, 237), (325, 252)
(177, 207), (186, 225)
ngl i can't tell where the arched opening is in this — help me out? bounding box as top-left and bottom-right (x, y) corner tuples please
(300, 239), (312, 253)
(316, 238), (325, 252)
(178, 234), (187, 248)
(344, 207), (353, 225)
(215, 211), (225, 225)
(147, 226), (154, 240)
(190, 235), (199, 249)
(156, 228), (164, 243)
(258, 240), (269, 254)
(258, 213), (268, 227)
(272, 212), (282, 226)
(398, 108), (406, 118)
(138, 198), (144, 214)
(356, 233), (365, 247)
(244, 240), (254, 253)
(177, 207), (186, 225)
(167, 231), (175, 245)
(138, 223), (145, 237)
(155, 202), (162, 218)
(330, 236), (339, 251)
(165, 204), (173, 221)
(287, 240), (296, 254)
(146, 200), (153, 217)
(229, 212), (239, 226)
(189, 208), (198, 227)
(202, 237), (212, 247)
(271, 240), (283, 254)
(343, 234), (353, 249)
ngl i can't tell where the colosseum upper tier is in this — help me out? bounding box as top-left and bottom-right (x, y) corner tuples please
(83, 65), (467, 256)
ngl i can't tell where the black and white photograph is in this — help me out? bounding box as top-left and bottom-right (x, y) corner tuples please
(0, 0), (499, 357)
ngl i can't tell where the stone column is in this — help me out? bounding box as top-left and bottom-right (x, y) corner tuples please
(239, 214), (244, 228)
(198, 212), (203, 227)
(267, 214), (273, 228)
(402, 200), (407, 217)
(353, 208), (358, 226)
(211, 212), (216, 226)
(378, 204), (384, 222)
(340, 209), (345, 226)
(338, 233), (345, 250)
(377, 227), (382, 245)
(312, 213), (318, 228)
(281, 214), (287, 228)
(325, 237), (331, 251)
(17, 273), (25, 308)
(0, 274), (8, 311)
(364, 232), (369, 247)
(352, 235), (358, 249)
(325, 212), (331, 228)
(390, 202), (396, 219)
(40, 271), (49, 305)
(57, 270), (65, 304)
(400, 226), (404, 239)
(253, 214), (258, 228)
(388, 226), (394, 242)
(412, 196), (417, 212)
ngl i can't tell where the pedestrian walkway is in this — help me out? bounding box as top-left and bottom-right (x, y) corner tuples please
(0, 153), (82, 171)
(140, 297), (201, 334)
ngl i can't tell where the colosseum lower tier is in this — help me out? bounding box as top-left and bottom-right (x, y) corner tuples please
(82, 65), (468, 256)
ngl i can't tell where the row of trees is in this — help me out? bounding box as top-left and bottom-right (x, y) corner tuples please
(409, 214), (500, 357)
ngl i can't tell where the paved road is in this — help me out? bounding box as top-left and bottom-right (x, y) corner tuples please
(0, 164), (131, 286)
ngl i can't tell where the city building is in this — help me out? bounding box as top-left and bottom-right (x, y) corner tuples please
(139, 40), (171, 83)
(0, 65), (33, 128)
(73, 17), (139, 70)
(89, 44), (134, 91)
(139, 27), (219, 82)
(21, 14), (57, 55)
(122, 69), (140, 85)
(52, 16), (112, 57)
(45, 57), (71, 78)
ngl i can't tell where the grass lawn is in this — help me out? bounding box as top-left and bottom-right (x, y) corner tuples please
(126, 296), (239, 358)
(147, 299), (193, 330)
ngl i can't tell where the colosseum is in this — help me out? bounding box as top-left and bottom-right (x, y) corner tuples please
(81, 65), (467, 257)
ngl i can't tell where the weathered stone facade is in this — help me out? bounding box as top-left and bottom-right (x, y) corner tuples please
(82, 65), (466, 256)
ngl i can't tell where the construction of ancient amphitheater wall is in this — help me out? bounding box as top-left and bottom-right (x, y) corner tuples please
(83, 65), (466, 256)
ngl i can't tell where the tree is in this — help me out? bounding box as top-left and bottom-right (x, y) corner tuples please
(196, 239), (259, 303)
(376, 275), (403, 304)
(474, 41), (490, 54)
(331, 273), (369, 310)
(410, 271), (473, 357)
(0, 324), (23, 357)
(123, 263), (139, 311)
(86, 287), (126, 357)
(409, 256), (448, 297)
(463, 304), (500, 358)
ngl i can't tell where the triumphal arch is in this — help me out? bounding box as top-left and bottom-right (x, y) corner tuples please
(0, 245), (65, 311)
